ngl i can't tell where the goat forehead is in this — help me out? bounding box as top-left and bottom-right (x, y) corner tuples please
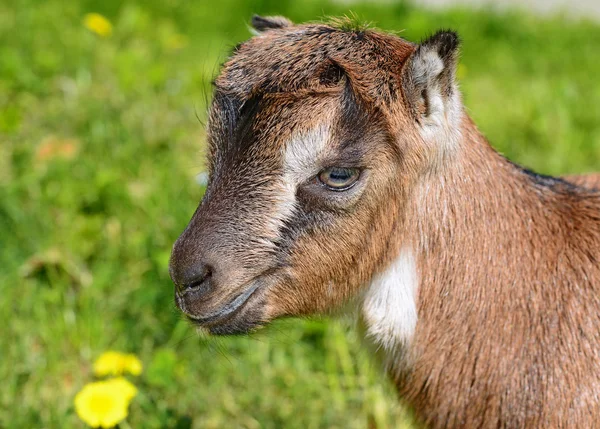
(206, 83), (387, 186)
(208, 92), (340, 163)
(215, 25), (415, 96)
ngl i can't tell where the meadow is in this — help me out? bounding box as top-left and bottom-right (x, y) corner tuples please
(1, 0), (600, 427)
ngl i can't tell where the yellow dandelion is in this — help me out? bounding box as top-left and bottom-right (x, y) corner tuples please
(94, 351), (143, 377)
(83, 13), (113, 37)
(105, 377), (138, 401)
(123, 354), (143, 376)
(74, 380), (132, 428)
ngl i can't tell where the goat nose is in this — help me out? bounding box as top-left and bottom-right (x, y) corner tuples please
(173, 263), (213, 295)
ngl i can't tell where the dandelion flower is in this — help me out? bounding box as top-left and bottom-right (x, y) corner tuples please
(83, 13), (112, 37)
(94, 351), (143, 377)
(105, 377), (138, 401)
(123, 354), (143, 375)
(74, 380), (131, 428)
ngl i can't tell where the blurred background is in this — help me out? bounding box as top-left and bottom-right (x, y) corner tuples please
(1, 0), (599, 427)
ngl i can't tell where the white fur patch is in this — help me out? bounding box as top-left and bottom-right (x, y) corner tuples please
(419, 87), (462, 154)
(263, 125), (331, 243)
(362, 248), (418, 353)
(279, 124), (331, 209)
(282, 124), (330, 186)
(412, 50), (463, 164)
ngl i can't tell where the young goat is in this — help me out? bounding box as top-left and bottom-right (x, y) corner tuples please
(169, 16), (600, 428)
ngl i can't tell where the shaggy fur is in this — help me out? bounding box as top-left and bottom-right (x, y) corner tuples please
(170, 16), (600, 428)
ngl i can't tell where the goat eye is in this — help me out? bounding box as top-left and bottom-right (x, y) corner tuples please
(317, 167), (360, 191)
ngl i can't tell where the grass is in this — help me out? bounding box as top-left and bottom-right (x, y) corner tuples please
(1, 0), (600, 427)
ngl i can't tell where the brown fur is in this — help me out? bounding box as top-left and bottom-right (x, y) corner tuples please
(170, 17), (600, 428)
(403, 117), (600, 427)
(565, 173), (600, 190)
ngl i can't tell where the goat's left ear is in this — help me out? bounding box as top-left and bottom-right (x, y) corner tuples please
(250, 15), (293, 34)
(402, 30), (460, 122)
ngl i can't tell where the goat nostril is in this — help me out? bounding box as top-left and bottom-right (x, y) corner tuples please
(188, 267), (212, 288)
(179, 265), (213, 294)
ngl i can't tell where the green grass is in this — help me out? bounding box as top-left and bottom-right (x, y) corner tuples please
(2, 0), (600, 427)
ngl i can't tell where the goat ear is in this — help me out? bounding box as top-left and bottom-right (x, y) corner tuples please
(402, 30), (460, 121)
(250, 15), (293, 34)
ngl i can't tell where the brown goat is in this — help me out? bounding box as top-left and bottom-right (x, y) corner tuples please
(169, 16), (600, 428)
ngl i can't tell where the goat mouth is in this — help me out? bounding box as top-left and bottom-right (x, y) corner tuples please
(180, 280), (262, 329)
